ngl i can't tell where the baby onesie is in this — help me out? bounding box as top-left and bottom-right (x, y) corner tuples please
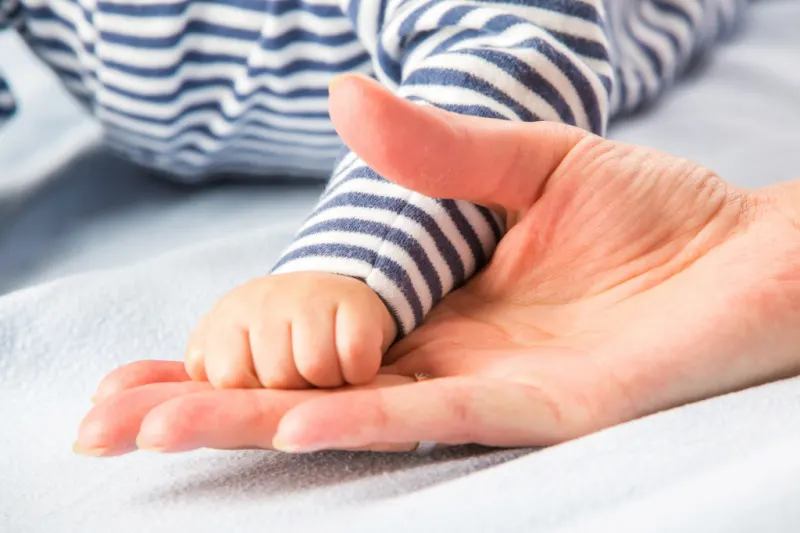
(0, 0), (747, 334)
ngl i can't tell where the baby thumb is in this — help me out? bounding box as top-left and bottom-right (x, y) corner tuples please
(328, 74), (590, 214)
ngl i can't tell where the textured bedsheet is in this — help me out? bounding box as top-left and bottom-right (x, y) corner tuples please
(1, 2), (800, 531)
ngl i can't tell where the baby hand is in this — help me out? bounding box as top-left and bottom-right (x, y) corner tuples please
(184, 273), (397, 389)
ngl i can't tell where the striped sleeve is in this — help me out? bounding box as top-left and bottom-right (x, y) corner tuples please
(606, 0), (748, 116)
(272, 0), (614, 336)
(0, 0), (24, 126)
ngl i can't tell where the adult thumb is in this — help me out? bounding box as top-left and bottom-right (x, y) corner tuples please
(328, 74), (591, 214)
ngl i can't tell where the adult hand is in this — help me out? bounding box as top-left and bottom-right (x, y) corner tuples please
(75, 75), (800, 457)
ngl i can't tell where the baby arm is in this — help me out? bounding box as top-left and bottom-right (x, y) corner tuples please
(186, 0), (616, 390)
(278, 0), (614, 323)
(187, 0), (751, 391)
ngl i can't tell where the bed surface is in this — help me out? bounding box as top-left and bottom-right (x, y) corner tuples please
(1, 2), (799, 531)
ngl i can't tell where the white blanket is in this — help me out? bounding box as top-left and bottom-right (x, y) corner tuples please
(1, 2), (799, 531)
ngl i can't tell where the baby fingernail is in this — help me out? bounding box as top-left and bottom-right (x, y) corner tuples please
(137, 445), (168, 453)
(271, 437), (300, 453)
(272, 437), (326, 454)
(135, 436), (167, 453)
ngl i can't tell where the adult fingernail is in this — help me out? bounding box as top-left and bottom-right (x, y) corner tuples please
(135, 435), (168, 453)
(137, 445), (168, 453)
(328, 74), (344, 92)
(73, 441), (109, 457)
(272, 437), (327, 454)
(271, 437), (301, 453)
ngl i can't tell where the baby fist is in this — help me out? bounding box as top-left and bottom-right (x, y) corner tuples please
(185, 273), (397, 389)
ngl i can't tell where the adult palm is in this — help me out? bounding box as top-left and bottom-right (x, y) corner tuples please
(76, 76), (800, 456)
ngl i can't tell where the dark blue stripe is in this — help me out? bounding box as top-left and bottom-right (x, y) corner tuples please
(149, 142), (337, 166)
(622, 12), (664, 82)
(424, 0), (602, 23)
(404, 67), (538, 122)
(634, 11), (682, 66)
(486, 0), (602, 23)
(25, 10), (98, 57)
(457, 47), (578, 126)
(103, 124), (341, 154)
(427, 28), (485, 59)
(98, 101), (335, 138)
(439, 4), (473, 27)
(439, 199), (487, 272)
(271, 243), (425, 329)
(509, 36), (604, 134)
(96, 0), (343, 18)
(319, 164), (379, 201)
(347, 0), (360, 33)
(100, 24), (356, 49)
(101, 77), (329, 104)
(313, 189), (466, 287)
(295, 218), (444, 303)
(651, 0), (694, 27)
(44, 65), (86, 86)
(477, 206), (504, 245)
(598, 73), (613, 101)
(622, 70), (646, 114)
(101, 50), (370, 78)
(2, 0), (24, 24)
(549, 30), (610, 61)
(405, 98), (510, 120)
(375, 1), (437, 83)
(106, 131), (339, 162)
(376, 0), (389, 29)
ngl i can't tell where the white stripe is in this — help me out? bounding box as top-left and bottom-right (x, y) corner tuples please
(627, 6), (680, 86)
(318, 176), (415, 202)
(618, 10), (661, 100)
(96, 6), (354, 38)
(96, 54), (369, 96)
(398, 84), (518, 120)
(96, 107), (342, 147)
(401, 25), (464, 77)
(104, 131), (341, 163)
(281, 230), (434, 312)
(354, 0), (380, 55)
(97, 89), (335, 131)
(417, 52), (564, 123)
(456, 0), (607, 43)
(96, 37), (366, 71)
(165, 143), (336, 167)
(364, 268), (416, 334)
(301, 202), (455, 293)
(441, 19), (609, 128)
(641, 1), (694, 65)
(457, 200), (499, 260)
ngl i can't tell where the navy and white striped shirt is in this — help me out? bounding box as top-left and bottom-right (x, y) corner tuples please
(0, 0), (746, 334)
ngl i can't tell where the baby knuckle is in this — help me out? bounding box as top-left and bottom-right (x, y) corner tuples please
(298, 357), (343, 388)
(210, 367), (248, 389)
(184, 355), (205, 380)
(258, 374), (301, 390)
(335, 336), (366, 365)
